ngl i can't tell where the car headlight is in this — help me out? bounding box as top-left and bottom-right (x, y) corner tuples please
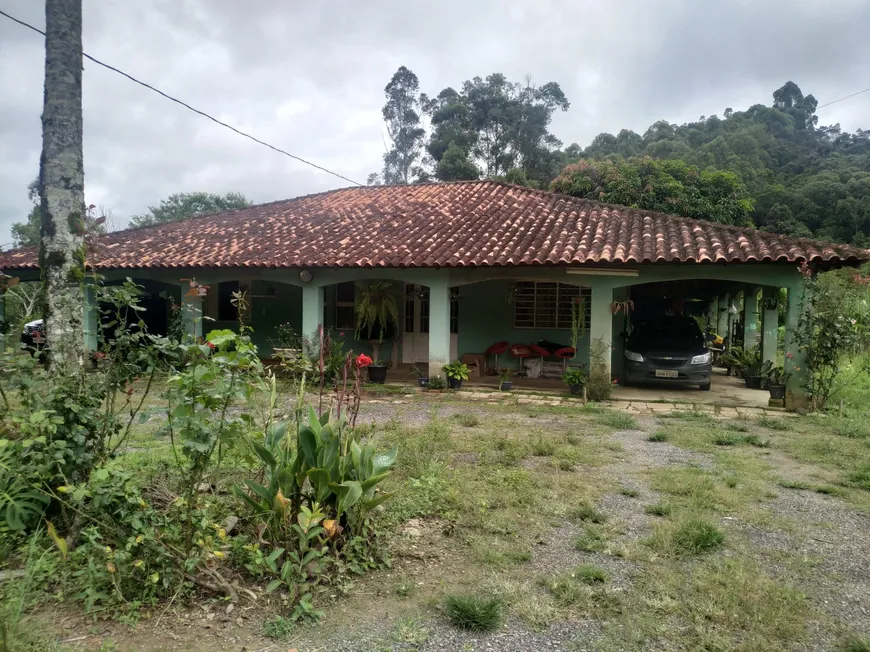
(625, 350), (644, 363)
(690, 352), (712, 365)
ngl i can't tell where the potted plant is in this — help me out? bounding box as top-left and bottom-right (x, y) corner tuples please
(426, 374), (446, 391)
(355, 281), (400, 344)
(442, 361), (470, 390)
(562, 366), (587, 396)
(499, 368), (513, 391)
(766, 365), (791, 400)
(367, 358), (388, 384)
(411, 364), (428, 388)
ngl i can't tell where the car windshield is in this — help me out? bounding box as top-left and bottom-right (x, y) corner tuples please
(630, 318), (703, 346)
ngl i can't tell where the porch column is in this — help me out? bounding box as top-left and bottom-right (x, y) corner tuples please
(761, 287), (779, 364)
(182, 285), (203, 342)
(784, 282), (808, 409)
(717, 293), (730, 342)
(83, 283), (98, 353)
(301, 284), (324, 338)
(589, 283), (614, 378)
(706, 300), (717, 332)
(742, 286), (759, 351)
(427, 275), (451, 379)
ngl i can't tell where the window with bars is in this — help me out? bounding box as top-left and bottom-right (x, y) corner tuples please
(513, 282), (591, 329)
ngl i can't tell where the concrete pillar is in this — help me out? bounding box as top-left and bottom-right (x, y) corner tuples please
(83, 283), (98, 353)
(589, 283), (614, 378)
(717, 293), (730, 343)
(742, 286), (759, 351)
(761, 287), (779, 364)
(784, 282), (808, 409)
(301, 284), (324, 339)
(427, 275), (451, 379)
(182, 285), (204, 342)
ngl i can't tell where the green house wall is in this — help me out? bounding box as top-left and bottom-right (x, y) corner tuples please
(456, 280), (590, 370)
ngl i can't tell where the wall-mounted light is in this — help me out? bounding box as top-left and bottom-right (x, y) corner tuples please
(299, 269), (313, 284)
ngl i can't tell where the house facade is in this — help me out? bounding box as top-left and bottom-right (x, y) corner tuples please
(2, 180), (867, 405)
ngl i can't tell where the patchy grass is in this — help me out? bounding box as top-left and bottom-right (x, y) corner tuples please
(647, 516), (725, 556)
(712, 433), (741, 446)
(530, 436), (557, 456)
(661, 410), (715, 423)
(757, 416), (790, 431)
(840, 638), (870, 652)
(596, 411), (638, 430)
(723, 421), (750, 432)
(845, 464), (870, 490)
(262, 615), (295, 640)
(741, 433), (771, 448)
(574, 524), (610, 552)
(453, 412), (481, 428)
(443, 594), (503, 631)
(779, 478), (813, 490)
(574, 564), (608, 584)
(619, 487), (640, 498)
(600, 557), (810, 651)
(571, 503), (608, 524)
(647, 430), (669, 442)
(644, 501), (673, 517)
(392, 617), (430, 646)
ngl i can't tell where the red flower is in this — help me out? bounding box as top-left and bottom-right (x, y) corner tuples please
(355, 353), (372, 368)
(207, 341), (216, 350)
(785, 352), (793, 359)
(339, 331), (345, 337)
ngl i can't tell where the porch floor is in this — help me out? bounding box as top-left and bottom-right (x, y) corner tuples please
(384, 365), (770, 409)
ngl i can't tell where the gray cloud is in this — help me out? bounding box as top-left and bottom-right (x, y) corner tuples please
(1, 0), (869, 244)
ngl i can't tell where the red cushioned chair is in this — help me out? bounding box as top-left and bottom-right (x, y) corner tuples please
(529, 343), (550, 368)
(485, 341), (509, 374)
(553, 346), (576, 372)
(509, 343), (533, 376)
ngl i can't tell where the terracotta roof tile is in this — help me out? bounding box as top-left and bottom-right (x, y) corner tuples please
(1, 180), (868, 270)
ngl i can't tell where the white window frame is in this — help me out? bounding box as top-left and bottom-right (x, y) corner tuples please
(513, 282), (591, 330)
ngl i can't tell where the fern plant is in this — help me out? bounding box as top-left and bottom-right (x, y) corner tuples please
(354, 281), (400, 342)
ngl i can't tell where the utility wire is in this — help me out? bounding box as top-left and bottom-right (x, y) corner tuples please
(817, 86), (870, 109)
(0, 8), (363, 187)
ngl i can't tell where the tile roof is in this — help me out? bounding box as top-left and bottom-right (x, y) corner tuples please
(2, 180), (867, 270)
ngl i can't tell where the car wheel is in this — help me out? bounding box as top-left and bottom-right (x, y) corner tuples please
(699, 381), (711, 391)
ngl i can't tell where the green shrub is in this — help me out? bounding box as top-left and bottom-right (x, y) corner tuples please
(586, 338), (613, 402)
(443, 594), (502, 631)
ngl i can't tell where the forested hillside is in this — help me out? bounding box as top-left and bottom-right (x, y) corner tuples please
(565, 82), (870, 245)
(371, 71), (870, 245)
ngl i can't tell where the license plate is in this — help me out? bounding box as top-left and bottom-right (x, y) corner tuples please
(655, 369), (679, 378)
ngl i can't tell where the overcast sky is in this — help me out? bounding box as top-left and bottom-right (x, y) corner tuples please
(1, 0), (869, 245)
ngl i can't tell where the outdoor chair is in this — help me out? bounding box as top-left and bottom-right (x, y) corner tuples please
(485, 340), (509, 374)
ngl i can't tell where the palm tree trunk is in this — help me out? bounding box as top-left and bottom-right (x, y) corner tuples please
(40, 0), (86, 375)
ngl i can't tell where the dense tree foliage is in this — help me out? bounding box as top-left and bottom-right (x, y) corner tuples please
(379, 66), (426, 185)
(130, 191), (251, 228)
(572, 82), (870, 243)
(371, 68), (570, 187)
(550, 158), (755, 225)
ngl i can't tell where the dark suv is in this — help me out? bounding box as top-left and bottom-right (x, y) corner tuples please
(623, 316), (712, 391)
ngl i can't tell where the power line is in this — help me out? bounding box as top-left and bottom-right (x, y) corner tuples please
(0, 8), (363, 187)
(817, 86), (870, 109)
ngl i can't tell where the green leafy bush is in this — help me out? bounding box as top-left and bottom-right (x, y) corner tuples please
(443, 594), (502, 631)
